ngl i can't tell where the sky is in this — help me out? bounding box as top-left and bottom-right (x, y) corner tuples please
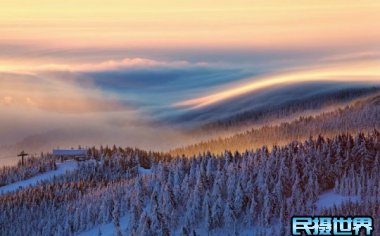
(0, 0), (380, 164)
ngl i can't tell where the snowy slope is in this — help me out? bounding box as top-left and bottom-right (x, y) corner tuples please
(0, 160), (78, 195)
(78, 216), (129, 236)
(138, 166), (152, 175)
(317, 190), (359, 210)
(78, 215), (257, 236)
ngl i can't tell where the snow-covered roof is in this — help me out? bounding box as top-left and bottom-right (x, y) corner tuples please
(53, 149), (87, 156)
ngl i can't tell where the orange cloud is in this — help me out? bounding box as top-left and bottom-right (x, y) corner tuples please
(0, 96), (13, 106)
(0, 58), (196, 73)
(0, 0), (379, 50)
(0, 73), (126, 113)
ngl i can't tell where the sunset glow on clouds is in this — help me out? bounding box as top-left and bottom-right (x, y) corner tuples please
(174, 61), (380, 109)
(1, 0), (379, 49)
(0, 57), (199, 74)
(0, 0), (380, 158)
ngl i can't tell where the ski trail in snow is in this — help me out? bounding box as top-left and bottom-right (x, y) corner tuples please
(317, 190), (359, 210)
(0, 160), (78, 195)
(78, 216), (129, 236)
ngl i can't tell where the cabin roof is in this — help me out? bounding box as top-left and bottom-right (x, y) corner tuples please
(53, 149), (87, 156)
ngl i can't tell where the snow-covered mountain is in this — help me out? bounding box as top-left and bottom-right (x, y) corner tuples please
(0, 130), (379, 235)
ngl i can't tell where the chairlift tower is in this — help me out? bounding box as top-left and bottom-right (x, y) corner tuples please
(17, 150), (28, 166)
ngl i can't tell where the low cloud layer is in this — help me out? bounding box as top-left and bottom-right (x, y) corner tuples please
(1, 1), (379, 166)
(0, 59), (240, 163)
(174, 60), (380, 109)
(1, 53), (380, 165)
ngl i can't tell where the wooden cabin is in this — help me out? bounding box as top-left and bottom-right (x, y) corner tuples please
(53, 149), (88, 162)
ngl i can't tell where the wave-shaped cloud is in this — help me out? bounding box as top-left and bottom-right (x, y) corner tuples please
(1, 54), (380, 161)
(0, 58), (240, 156)
(174, 60), (380, 109)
